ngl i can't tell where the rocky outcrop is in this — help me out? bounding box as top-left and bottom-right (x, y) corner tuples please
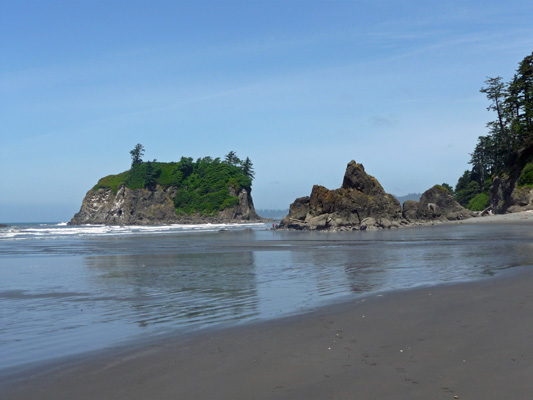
(490, 171), (533, 214)
(279, 161), (405, 230)
(507, 186), (533, 213)
(401, 200), (419, 222)
(404, 185), (472, 221)
(489, 143), (533, 213)
(279, 161), (479, 231)
(69, 184), (259, 225)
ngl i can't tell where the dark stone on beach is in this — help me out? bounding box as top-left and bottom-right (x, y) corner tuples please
(0, 224), (8, 228)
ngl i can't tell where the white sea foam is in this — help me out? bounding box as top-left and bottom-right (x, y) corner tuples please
(0, 222), (269, 240)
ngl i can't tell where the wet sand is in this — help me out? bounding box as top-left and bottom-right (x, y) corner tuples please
(3, 264), (533, 399)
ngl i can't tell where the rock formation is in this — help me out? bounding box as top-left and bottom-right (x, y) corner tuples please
(507, 186), (533, 212)
(279, 161), (405, 230)
(489, 144), (533, 213)
(69, 184), (259, 225)
(403, 185), (472, 221)
(279, 161), (478, 231)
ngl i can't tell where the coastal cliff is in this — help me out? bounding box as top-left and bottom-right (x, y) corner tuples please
(279, 161), (471, 231)
(489, 143), (533, 214)
(70, 184), (258, 225)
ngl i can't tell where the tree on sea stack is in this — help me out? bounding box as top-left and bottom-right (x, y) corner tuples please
(130, 143), (145, 168)
(224, 151), (241, 166)
(242, 157), (255, 179)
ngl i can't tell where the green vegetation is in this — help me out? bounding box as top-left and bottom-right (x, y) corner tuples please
(93, 171), (129, 193)
(517, 163), (533, 187)
(130, 143), (145, 167)
(454, 51), (533, 210)
(94, 147), (255, 216)
(439, 183), (454, 195)
(467, 193), (489, 211)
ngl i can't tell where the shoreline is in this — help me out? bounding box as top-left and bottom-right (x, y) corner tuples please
(458, 209), (533, 224)
(277, 209), (533, 231)
(3, 266), (533, 399)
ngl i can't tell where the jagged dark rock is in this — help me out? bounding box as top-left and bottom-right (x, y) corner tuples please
(69, 184), (260, 225)
(401, 200), (418, 222)
(279, 160), (405, 230)
(279, 161), (482, 231)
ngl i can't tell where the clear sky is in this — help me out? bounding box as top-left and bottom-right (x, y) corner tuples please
(1, 0), (532, 222)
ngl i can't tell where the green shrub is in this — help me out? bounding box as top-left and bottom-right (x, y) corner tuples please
(93, 171), (129, 194)
(467, 193), (489, 211)
(455, 180), (481, 207)
(517, 163), (533, 187)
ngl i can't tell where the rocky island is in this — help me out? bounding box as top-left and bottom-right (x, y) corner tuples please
(279, 160), (472, 231)
(70, 147), (260, 225)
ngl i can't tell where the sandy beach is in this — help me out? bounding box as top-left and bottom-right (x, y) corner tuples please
(461, 209), (533, 224)
(2, 257), (533, 399)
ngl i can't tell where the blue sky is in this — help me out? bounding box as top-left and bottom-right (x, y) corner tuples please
(1, 0), (532, 222)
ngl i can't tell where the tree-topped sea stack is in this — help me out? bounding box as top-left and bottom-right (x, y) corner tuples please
(70, 145), (260, 225)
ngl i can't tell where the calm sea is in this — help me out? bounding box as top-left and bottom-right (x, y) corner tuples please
(1, 221), (532, 374)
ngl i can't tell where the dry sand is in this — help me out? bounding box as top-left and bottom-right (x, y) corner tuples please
(2, 262), (533, 399)
(461, 209), (533, 224)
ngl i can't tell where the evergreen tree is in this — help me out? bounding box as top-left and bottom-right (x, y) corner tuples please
(144, 161), (161, 190)
(509, 52), (533, 140)
(470, 51), (533, 181)
(224, 151), (241, 166)
(242, 157), (255, 179)
(454, 51), (533, 210)
(480, 76), (511, 153)
(130, 143), (145, 168)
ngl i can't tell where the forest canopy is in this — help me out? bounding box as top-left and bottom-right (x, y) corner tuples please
(94, 148), (255, 216)
(453, 51), (533, 210)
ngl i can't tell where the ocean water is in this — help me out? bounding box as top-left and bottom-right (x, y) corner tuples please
(1, 221), (533, 373)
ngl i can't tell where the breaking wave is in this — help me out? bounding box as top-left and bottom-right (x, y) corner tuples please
(0, 222), (270, 240)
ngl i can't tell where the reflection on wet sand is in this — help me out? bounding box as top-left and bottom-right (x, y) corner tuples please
(85, 252), (259, 328)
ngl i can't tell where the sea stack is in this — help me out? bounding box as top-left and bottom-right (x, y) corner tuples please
(279, 160), (405, 230)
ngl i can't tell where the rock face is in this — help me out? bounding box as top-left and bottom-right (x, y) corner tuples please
(507, 186), (533, 212)
(279, 161), (405, 230)
(491, 175), (533, 214)
(489, 143), (533, 213)
(404, 185), (472, 221)
(279, 161), (477, 231)
(69, 185), (259, 225)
